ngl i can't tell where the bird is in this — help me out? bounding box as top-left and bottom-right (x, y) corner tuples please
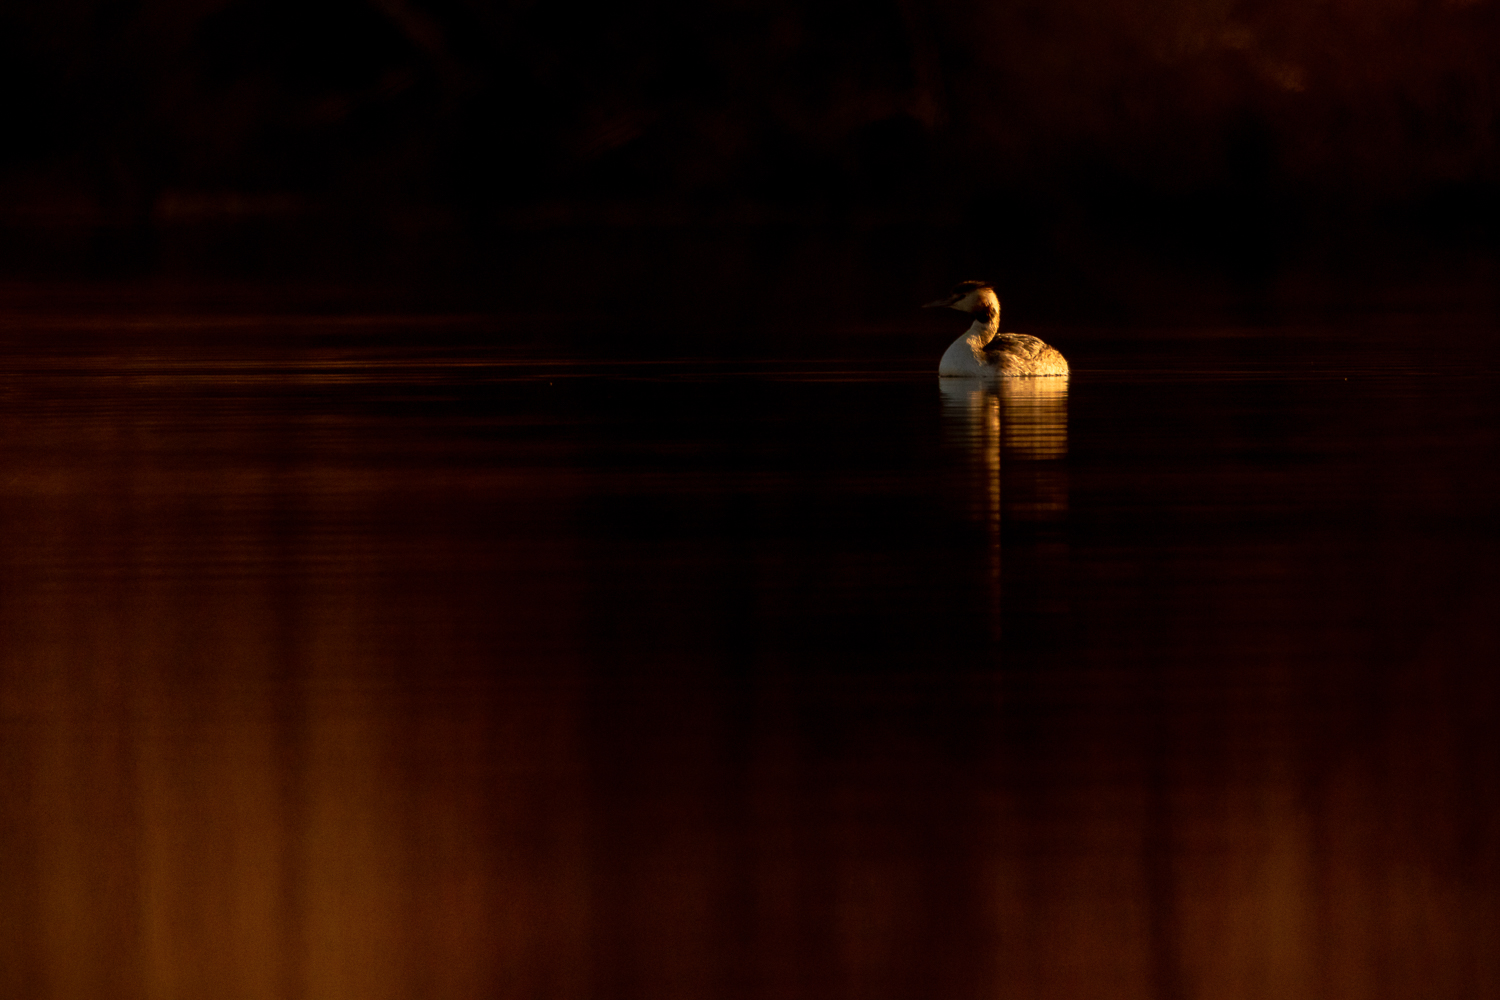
(924, 281), (1068, 377)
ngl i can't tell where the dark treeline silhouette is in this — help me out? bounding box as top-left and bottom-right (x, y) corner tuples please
(1, 0), (1498, 290)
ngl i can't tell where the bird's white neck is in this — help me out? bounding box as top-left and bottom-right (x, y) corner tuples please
(938, 293), (1001, 376)
(966, 289), (1001, 342)
(965, 312), (999, 345)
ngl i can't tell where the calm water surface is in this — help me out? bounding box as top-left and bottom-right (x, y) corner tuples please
(1, 310), (1498, 1000)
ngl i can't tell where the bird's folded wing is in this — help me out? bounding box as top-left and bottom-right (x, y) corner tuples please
(984, 333), (1048, 359)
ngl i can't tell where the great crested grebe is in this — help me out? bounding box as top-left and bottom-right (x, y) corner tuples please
(924, 281), (1068, 377)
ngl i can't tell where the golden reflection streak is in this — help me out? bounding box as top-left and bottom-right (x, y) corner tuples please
(0, 423), (591, 1000)
(998, 376), (1069, 520)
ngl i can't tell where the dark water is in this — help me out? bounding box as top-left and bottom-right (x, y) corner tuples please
(2, 306), (1498, 1000)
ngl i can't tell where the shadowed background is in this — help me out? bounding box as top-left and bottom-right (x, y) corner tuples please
(0, 0), (1498, 314)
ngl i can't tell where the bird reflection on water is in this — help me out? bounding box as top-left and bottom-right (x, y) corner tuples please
(940, 375), (1069, 633)
(940, 375), (1069, 512)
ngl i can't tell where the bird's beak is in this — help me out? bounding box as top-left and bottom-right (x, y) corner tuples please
(922, 296), (957, 310)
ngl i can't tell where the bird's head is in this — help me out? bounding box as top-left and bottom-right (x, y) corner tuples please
(923, 281), (999, 315)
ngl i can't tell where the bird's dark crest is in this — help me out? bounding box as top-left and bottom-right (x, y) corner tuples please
(950, 280), (992, 295)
